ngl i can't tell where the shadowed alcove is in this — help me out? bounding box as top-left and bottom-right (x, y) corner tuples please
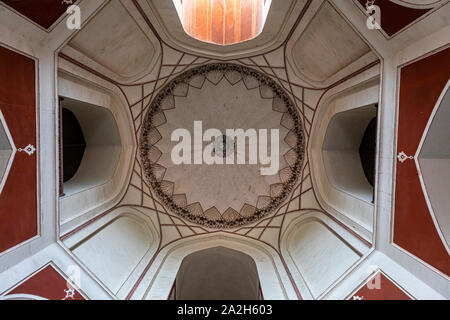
(322, 104), (377, 203)
(61, 107), (86, 183)
(60, 97), (121, 196)
(172, 247), (261, 300)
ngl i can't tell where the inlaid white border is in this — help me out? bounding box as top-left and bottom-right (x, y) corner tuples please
(414, 80), (450, 254)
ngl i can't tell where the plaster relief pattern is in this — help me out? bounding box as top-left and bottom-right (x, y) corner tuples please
(140, 63), (305, 228)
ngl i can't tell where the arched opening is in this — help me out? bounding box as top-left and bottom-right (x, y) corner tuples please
(417, 84), (450, 249)
(61, 107), (86, 183)
(59, 97), (121, 196)
(359, 114), (377, 188)
(172, 247), (261, 300)
(173, 0), (272, 45)
(0, 113), (13, 194)
(322, 104), (377, 203)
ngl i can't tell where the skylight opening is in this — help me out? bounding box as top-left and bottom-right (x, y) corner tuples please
(173, 0), (272, 46)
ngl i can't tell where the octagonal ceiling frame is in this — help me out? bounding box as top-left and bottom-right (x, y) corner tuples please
(414, 80), (450, 255)
(0, 109), (17, 195)
(57, 0), (381, 300)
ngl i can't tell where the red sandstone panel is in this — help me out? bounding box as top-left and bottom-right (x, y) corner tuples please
(350, 272), (411, 300)
(7, 265), (85, 300)
(0, 46), (38, 254)
(394, 47), (450, 275)
(0, 0), (71, 30)
(356, 0), (431, 37)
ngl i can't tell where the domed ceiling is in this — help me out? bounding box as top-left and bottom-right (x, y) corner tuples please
(0, 0), (448, 301)
(140, 63), (304, 228)
(57, 1), (382, 280)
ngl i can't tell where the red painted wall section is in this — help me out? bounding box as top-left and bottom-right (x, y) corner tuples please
(7, 265), (85, 300)
(0, 46), (38, 254)
(356, 0), (431, 37)
(0, 0), (71, 30)
(350, 272), (411, 300)
(394, 47), (450, 276)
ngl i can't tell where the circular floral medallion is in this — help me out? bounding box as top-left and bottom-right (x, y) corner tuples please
(140, 63), (304, 228)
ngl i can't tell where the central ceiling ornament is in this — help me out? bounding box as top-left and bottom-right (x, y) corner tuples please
(213, 135), (235, 158)
(140, 63), (304, 228)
